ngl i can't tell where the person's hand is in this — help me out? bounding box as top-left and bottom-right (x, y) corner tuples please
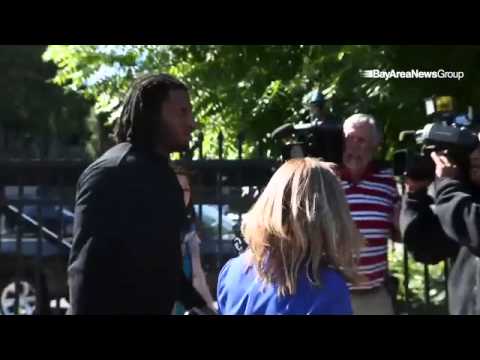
(209, 301), (218, 313)
(185, 305), (218, 315)
(184, 230), (200, 245)
(405, 178), (431, 193)
(430, 151), (460, 179)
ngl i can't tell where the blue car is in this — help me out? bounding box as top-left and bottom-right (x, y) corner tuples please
(0, 186), (73, 315)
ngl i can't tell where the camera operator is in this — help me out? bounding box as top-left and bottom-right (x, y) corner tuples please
(400, 138), (480, 315)
(306, 89), (337, 123)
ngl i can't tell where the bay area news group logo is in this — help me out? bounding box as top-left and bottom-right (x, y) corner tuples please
(361, 69), (464, 80)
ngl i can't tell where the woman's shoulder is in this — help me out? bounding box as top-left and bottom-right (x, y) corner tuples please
(318, 267), (349, 291)
(222, 252), (249, 270)
(219, 253), (251, 281)
(296, 267), (348, 296)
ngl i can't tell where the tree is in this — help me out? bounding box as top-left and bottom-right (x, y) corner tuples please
(43, 45), (480, 159)
(0, 45), (92, 157)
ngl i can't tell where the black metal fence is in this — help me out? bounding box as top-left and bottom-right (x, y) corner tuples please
(0, 132), (450, 315)
(0, 162), (78, 315)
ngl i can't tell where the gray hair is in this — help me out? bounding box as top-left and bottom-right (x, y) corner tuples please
(343, 113), (383, 145)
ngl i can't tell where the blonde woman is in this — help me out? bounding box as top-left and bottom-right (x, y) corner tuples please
(217, 158), (362, 315)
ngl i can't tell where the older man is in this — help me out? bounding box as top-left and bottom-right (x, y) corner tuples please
(339, 114), (400, 315)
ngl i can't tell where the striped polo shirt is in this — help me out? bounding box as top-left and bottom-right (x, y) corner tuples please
(340, 163), (399, 290)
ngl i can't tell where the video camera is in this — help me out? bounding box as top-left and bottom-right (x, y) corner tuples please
(271, 118), (344, 162)
(393, 96), (479, 180)
(233, 106), (344, 255)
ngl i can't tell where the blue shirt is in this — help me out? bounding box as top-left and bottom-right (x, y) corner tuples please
(217, 253), (352, 315)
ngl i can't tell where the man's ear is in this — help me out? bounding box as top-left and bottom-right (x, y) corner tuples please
(375, 134), (384, 150)
(371, 141), (381, 154)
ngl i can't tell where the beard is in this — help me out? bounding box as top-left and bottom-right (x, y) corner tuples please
(165, 141), (189, 153)
(174, 133), (191, 152)
(343, 152), (370, 173)
(156, 131), (190, 153)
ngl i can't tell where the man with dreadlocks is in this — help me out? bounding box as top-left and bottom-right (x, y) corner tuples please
(67, 74), (210, 314)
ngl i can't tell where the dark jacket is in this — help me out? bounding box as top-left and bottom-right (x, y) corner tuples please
(400, 177), (480, 315)
(68, 143), (206, 314)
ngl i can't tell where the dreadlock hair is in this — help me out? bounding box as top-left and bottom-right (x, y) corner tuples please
(114, 73), (188, 151)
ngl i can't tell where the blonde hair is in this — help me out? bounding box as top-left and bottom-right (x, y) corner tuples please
(242, 157), (362, 296)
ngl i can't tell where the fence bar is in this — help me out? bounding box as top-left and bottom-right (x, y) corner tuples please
(35, 203), (44, 314)
(403, 243), (410, 314)
(444, 259), (450, 312)
(14, 183), (24, 315)
(424, 264), (431, 309)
